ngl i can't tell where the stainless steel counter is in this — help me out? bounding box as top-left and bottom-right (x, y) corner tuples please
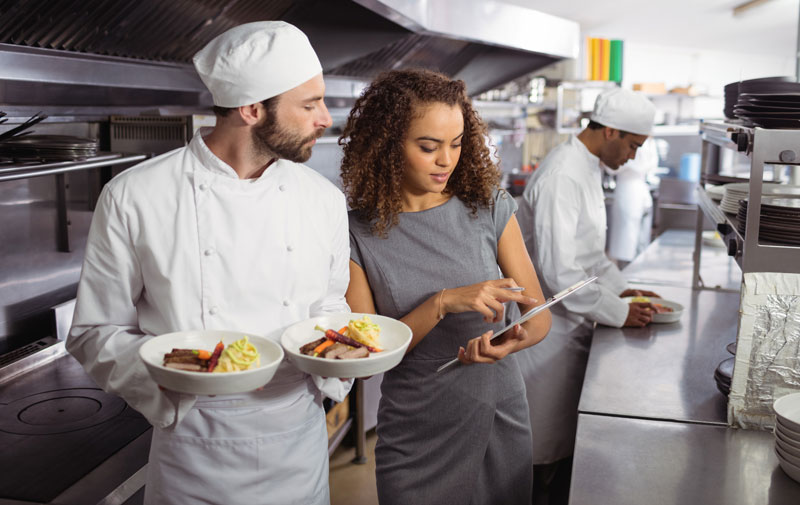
(623, 229), (740, 291)
(571, 414), (800, 505)
(570, 229), (800, 503)
(579, 283), (738, 425)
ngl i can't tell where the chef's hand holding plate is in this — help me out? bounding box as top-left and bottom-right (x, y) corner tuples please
(442, 278), (537, 323)
(623, 302), (654, 327)
(457, 324), (527, 365)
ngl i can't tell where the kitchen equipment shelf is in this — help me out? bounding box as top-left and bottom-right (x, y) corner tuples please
(692, 121), (800, 289)
(0, 152), (147, 253)
(0, 152), (147, 182)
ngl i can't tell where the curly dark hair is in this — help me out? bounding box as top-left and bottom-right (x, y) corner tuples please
(339, 68), (500, 237)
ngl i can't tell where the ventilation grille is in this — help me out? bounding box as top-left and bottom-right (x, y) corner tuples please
(0, 0), (294, 62)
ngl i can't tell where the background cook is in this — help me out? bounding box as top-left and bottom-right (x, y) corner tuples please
(516, 88), (661, 505)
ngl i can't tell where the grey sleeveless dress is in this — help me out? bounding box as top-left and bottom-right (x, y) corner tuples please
(349, 190), (533, 505)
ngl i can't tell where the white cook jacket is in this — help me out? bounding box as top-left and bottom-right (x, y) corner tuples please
(516, 135), (629, 463)
(518, 134), (629, 334)
(608, 138), (657, 262)
(67, 128), (351, 505)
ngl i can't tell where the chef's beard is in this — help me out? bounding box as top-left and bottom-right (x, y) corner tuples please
(252, 120), (325, 163)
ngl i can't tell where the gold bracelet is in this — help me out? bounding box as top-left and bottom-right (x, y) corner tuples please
(437, 289), (446, 320)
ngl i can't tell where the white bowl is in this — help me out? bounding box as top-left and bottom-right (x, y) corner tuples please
(776, 444), (800, 469)
(774, 392), (800, 433)
(281, 313), (412, 378)
(777, 417), (800, 441)
(776, 435), (800, 459)
(777, 453), (800, 484)
(623, 297), (684, 324)
(776, 425), (800, 450)
(139, 330), (284, 395)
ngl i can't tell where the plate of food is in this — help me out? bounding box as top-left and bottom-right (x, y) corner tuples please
(623, 296), (684, 324)
(139, 330), (284, 395)
(281, 313), (412, 378)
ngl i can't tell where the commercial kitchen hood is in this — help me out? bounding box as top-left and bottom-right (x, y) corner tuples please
(0, 0), (579, 105)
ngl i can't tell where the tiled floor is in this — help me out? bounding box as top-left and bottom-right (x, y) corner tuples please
(329, 430), (379, 505)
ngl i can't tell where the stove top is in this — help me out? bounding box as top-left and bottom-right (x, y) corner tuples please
(0, 351), (150, 503)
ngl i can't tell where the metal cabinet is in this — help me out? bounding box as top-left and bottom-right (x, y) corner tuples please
(692, 121), (800, 289)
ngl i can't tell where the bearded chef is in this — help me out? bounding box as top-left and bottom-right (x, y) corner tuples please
(515, 87), (661, 505)
(67, 21), (350, 505)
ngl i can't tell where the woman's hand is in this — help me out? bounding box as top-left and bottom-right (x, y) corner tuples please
(442, 278), (537, 323)
(457, 324), (527, 365)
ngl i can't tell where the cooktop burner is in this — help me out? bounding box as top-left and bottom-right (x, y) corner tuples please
(0, 353), (150, 503)
(0, 387), (126, 435)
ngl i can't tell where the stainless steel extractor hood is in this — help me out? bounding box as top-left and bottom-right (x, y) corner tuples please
(0, 0), (579, 105)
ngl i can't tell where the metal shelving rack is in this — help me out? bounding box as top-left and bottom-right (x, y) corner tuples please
(0, 152), (147, 252)
(692, 121), (800, 290)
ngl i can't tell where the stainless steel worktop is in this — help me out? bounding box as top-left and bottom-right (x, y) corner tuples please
(570, 229), (800, 504)
(571, 414), (800, 505)
(578, 283), (738, 425)
(623, 229), (740, 291)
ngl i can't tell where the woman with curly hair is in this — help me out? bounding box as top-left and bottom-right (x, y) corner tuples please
(341, 68), (551, 505)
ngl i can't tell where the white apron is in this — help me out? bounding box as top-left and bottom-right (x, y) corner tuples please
(608, 138), (657, 262)
(68, 129), (351, 504)
(516, 135), (629, 463)
(145, 380), (329, 505)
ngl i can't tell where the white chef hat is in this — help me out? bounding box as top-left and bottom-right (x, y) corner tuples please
(590, 88), (656, 136)
(193, 21), (322, 108)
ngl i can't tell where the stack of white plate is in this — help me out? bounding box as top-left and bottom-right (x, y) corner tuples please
(719, 183), (800, 214)
(773, 392), (800, 483)
(705, 184), (726, 202)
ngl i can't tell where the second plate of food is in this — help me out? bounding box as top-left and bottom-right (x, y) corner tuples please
(623, 296), (684, 324)
(281, 313), (412, 378)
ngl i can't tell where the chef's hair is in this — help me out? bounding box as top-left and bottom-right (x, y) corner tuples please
(212, 95), (280, 120)
(339, 68), (500, 237)
(586, 120), (630, 137)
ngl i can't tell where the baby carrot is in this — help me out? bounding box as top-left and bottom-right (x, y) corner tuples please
(312, 339), (335, 356)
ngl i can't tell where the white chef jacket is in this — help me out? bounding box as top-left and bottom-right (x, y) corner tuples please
(515, 134), (629, 464)
(608, 138), (657, 262)
(67, 128), (351, 505)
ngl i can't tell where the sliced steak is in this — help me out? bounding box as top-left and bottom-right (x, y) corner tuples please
(165, 362), (205, 371)
(164, 349), (200, 359)
(321, 343), (350, 359)
(337, 346), (369, 359)
(163, 355), (204, 365)
(300, 337), (327, 356)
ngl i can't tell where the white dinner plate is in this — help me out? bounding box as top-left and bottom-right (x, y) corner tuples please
(622, 297), (684, 324)
(774, 392), (800, 432)
(777, 417), (800, 440)
(777, 444), (800, 469)
(776, 434), (800, 459)
(139, 330), (284, 395)
(702, 231), (726, 248)
(281, 313), (412, 378)
(706, 185), (726, 202)
(776, 425), (800, 450)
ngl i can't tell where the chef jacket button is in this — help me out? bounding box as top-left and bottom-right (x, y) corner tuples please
(209, 306), (219, 315)
(204, 248), (215, 256)
(282, 300), (290, 307)
(199, 183), (209, 191)
(279, 184), (286, 191)
(286, 245), (294, 252)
